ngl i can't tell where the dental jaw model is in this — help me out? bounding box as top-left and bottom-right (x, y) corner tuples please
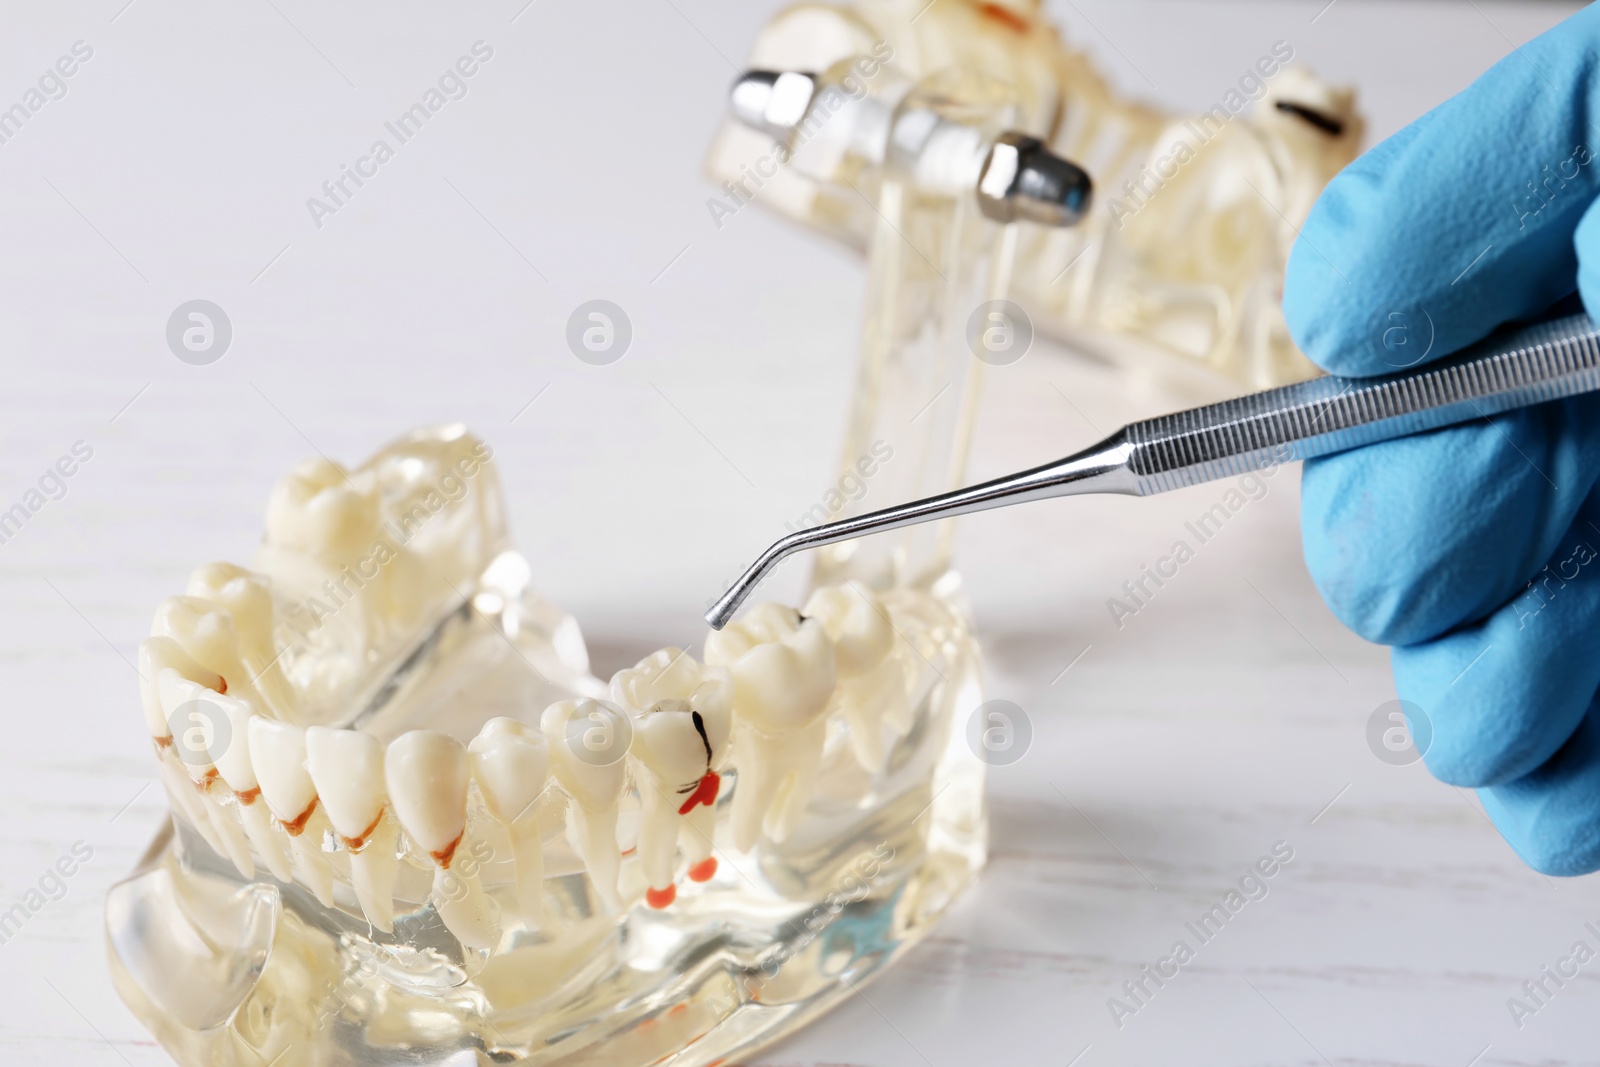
(705, 0), (1365, 388)
(106, 421), (987, 1066)
(109, 9), (1096, 1055)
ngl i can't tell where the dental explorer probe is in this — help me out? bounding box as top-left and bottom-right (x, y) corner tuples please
(707, 312), (1600, 630)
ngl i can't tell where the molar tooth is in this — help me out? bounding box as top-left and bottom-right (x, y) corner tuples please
(156, 671), (256, 877)
(265, 458), (379, 557)
(186, 563), (296, 715)
(612, 651), (732, 907)
(540, 699), (629, 912)
(257, 457), (424, 647)
(203, 696), (293, 883)
(801, 584), (909, 771)
(152, 595), (269, 711)
(305, 727), (396, 931)
(248, 718), (335, 906)
(387, 731), (499, 951)
(469, 718), (549, 927)
(705, 605), (836, 851)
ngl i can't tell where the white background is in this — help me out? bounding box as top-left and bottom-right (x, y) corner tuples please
(0, 1), (1592, 1064)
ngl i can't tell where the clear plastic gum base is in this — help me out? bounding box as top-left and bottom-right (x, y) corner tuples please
(106, 426), (987, 1067)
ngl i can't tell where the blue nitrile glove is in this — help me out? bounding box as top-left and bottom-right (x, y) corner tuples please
(1283, 4), (1600, 875)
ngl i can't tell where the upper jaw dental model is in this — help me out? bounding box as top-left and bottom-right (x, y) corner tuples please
(108, 424), (986, 1067)
(705, 0), (1366, 389)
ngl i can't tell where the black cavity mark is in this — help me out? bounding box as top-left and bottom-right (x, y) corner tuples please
(1275, 100), (1344, 137)
(691, 710), (712, 765)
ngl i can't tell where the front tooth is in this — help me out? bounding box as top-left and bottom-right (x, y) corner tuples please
(265, 458), (379, 557)
(305, 727), (396, 931)
(248, 718), (334, 906)
(388, 731), (499, 951)
(152, 595), (268, 711)
(187, 563), (295, 716)
(540, 699), (629, 912)
(139, 636), (222, 739)
(469, 718), (549, 926)
(157, 671), (255, 877)
(802, 583), (909, 771)
(203, 692), (293, 883)
(612, 651), (732, 906)
(705, 605), (836, 851)
(137, 637), (227, 854)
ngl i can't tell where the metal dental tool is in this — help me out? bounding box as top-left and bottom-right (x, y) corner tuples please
(707, 312), (1600, 629)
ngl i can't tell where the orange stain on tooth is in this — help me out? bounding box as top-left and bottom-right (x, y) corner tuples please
(339, 809), (385, 852)
(279, 797), (319, 837)
(430, 833), (463, 869)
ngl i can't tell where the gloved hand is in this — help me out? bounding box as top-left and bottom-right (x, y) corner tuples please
(1283, 4), (1600, 875)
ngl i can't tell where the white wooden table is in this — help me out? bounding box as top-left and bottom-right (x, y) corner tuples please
(0, 1), (1592, 1063)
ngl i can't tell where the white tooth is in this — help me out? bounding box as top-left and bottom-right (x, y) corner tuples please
(306, 727), (396, 932)
(138, 637), (228, 854)
(801, 583), (909, 771)
(387, 730), (499, 951)
(385, 731), (468, 856)
(203, 696), (293, 883)
(705, 605), (836, 851)
(469, 718), (549, 926)
(540, 699), (629, 912)
(152, 595), (269, 711)
(138, 637), (222, 740)
(187, 563), (296, 716)
(248, 718), (335, 906)
(157, 671), (255, 877)
(256, 457), (427, 649)
(265, 458), (380, 557)
(612, 651), (732, 906)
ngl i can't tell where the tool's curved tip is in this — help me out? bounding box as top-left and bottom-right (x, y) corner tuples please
(704, 536), (799, 629)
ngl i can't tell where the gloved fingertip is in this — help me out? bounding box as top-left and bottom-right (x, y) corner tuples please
(1482, 785), (1600, 877)
(1478, 706), (1600, 876)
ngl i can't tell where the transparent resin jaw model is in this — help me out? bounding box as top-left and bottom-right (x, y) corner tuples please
(106, 426), (986, 1067)
(705, 0), (1366, 388)
(107, 21), (1086, 1061)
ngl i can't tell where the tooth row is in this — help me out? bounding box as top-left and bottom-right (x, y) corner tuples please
(146, 665), (543, 950)
(142, 568), (911, 922)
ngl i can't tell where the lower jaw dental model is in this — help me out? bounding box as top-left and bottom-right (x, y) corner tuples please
(107, 425), (985, 1066)
(106, 27), (1101, 1058)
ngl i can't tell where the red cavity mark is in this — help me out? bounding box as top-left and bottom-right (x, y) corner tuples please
(235, 786), (262, 806)
(152, 735), (175, 752)
(339, 808), (384, 853)
(279, 797), (319, 837)
(430, 833), (463, 870)
(979, 2), (1030, 32)
(677, 771), (720, 816)
(216, 678), (228, 695)
(619, 846), (636, 857)
(646, 884), (677, 909)
(688, 857), (718, 883)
